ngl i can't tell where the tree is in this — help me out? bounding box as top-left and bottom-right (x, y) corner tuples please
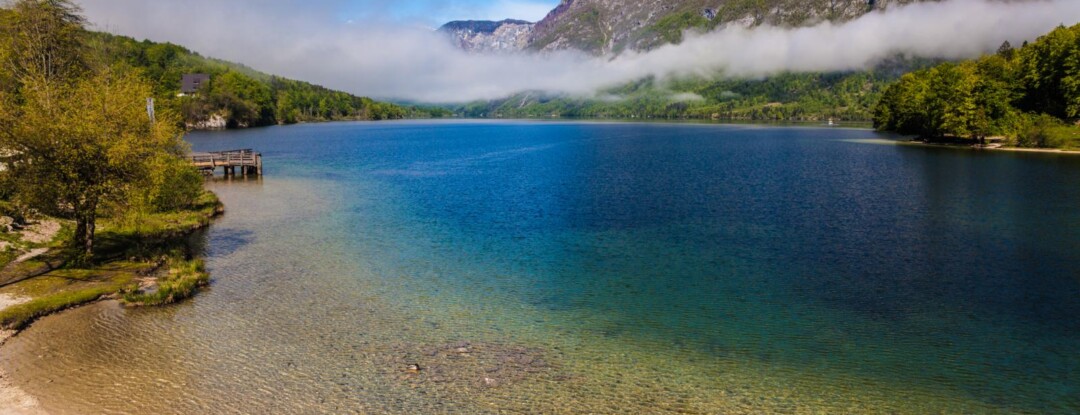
(997, 41), (1015, 61)
(0, 0), (187, 260)
(926, 63), (978, 139)
(0, 0), (86, 86)
(1016, 25), (1080, 118)
(972, 55), (1021, 139)
(873, 71), (929, 136)
(209, 71), (273, 127)
(4, 67), (185, 260)
(874, 23), (1080, 146)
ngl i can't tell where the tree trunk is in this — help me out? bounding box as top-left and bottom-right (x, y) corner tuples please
(82, 213), (95, 258)
(72, 197), (97, 261)
(74, 215), (86, 251)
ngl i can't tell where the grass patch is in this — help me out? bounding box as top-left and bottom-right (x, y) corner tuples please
(0, 229), (20, 245)
(0, 287), (114, 330)
(94, 191), (222, 262)
(0, 190), (221, 330)
(0, 250), (15, 269)
(0, 267), (138, 330)
(123, 259), (209, 306)
(106, 191), (222, 236)
(0, 261), (148, 298)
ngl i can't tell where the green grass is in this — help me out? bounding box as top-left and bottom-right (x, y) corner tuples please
(123, 259), (209, 306)
(0, 250), (15, 269)
(95, 190), (222, 262)
(0, 190), (222, 330)
(0, 288), (115, 330)
(103, 190), (222, 239)
(0, 263), (146, 329)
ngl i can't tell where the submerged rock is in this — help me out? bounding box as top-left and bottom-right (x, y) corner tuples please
(379, 341), (564, 393)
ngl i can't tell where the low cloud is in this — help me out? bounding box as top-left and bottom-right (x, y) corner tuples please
(670, 92), (706, 102)
(77, 0), (1080, 103)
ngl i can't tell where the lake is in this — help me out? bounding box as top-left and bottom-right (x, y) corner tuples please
(3, 121), (1079, 413)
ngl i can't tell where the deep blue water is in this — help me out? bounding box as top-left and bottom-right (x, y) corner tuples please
(189, 121), (1080, 411)
(8, 120), (1077, 414)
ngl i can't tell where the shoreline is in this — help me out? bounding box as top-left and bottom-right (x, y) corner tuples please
(897, 139), (1080, 155)
(186, 117), (874, 131)
(0, 193), (224, 414)
(0, 330), (44, 415)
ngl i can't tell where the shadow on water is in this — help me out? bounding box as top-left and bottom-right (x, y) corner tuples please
(204, 228), (255, 258)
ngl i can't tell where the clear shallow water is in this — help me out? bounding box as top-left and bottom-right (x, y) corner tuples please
(3, 121), (1079, 414)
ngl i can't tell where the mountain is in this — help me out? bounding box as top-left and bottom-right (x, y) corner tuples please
(438, 19), (535, 53)
(441, 0), (930, 55)
(443, 0), (942, 122)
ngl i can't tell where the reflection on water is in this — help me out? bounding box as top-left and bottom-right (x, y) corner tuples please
(2, 121), (1079, 414)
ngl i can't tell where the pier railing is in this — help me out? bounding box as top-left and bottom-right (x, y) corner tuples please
(190, 149), (262, 176)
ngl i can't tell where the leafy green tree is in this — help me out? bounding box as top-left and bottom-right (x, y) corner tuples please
(0, 0), (86, 86)
(874, 71), (931, 135)
(874, 23), (1080, 146)
(972, 55), (1021, 139)
(210, 71), (273, 126)
(924, 63), (977, 138)
(4, 67), (187, 259)
(0, 0), (190, 259)
(1016, 114), (1067, 148)
(997, 41), (1015, 61)
(1016, 25), (1080, 119)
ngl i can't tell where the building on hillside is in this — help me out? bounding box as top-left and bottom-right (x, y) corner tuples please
(179, 73), (211, 96)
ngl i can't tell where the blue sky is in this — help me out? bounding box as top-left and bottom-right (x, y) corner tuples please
(338, 0), (559, 26)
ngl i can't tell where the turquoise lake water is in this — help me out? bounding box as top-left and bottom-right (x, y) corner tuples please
(3, 121), (1079, 413)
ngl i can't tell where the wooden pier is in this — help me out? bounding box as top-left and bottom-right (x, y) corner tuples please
(190, 149), (263, 176)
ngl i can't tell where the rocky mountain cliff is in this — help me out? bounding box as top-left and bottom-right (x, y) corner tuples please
(438, 19), (535, 53)
(441, 0), (931, 55)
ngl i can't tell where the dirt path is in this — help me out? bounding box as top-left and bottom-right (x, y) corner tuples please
(0, 249), (56, 287)
(10, 249), (48, 266)
(18, 221), (60, 245)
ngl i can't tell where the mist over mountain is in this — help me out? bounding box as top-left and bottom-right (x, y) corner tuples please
(79, 0), (1080, 102)
(441, 0), (933, 55)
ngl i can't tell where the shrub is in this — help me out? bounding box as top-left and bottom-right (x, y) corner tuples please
(1016, 114), (1072, 148)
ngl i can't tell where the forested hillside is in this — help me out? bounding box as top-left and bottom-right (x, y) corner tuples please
(89, 32), (446, 129)
(458, 58), (937, 122)
(873, 24), (1080, 149)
